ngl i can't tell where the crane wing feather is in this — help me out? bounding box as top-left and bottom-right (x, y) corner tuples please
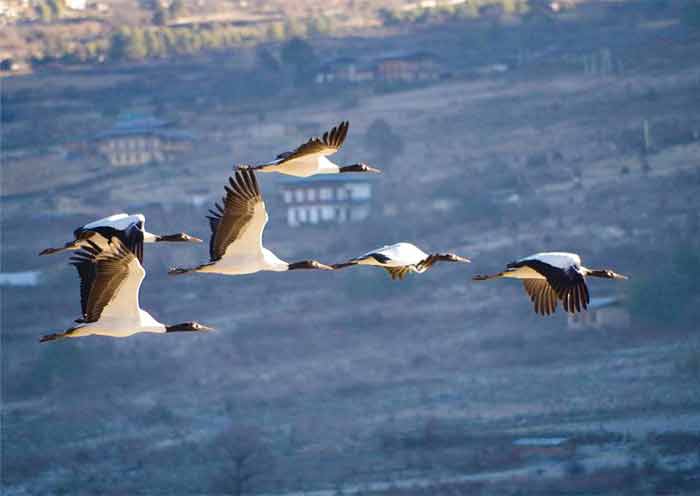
(522, 280), (559, 316)
(70, 238), (144, 322)
(73, 220), (145, 263)
(514, 260), (590, 315)
(275, 121), (349, 164)
(208, 168), (267, 260)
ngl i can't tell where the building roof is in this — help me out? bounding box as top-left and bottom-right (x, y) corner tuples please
(278, 175), (377, 185)
(374, 51), (441, 63)
(318, 51), (441, 74)
(95, 113), (195, 140)
(513, 437), (569, 447)
(318, 56), (374, 73)
(321, 56), (357, 67)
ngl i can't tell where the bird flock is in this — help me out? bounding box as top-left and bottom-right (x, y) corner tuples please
(38, 121), (627, 342)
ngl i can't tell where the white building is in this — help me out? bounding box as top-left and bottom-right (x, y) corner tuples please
(65, 0), (87, 10)
(278, 175), (375, 228)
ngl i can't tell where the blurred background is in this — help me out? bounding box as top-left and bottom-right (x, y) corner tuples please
(2, 0), (700, 494)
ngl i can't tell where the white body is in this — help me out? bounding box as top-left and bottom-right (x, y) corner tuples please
(355, 242), (429, 267)
(199, 248), (288, 275)
(519, 252), (581, 269)
(69, 310), (164, 338)
(503, 252), (581, 280)
(82, 213), (157, 241)
(200, 200), (289, 275)
(83, 213), (144, 231)
(261, 155), (340, 178)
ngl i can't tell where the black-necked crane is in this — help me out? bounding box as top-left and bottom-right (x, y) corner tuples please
(241, 121), (381, 177)
(39, 213), (201, 263)
(332, 242), (470, 280)
(472, 252), (628, 316)
(168, 168), (333, 276)
(39, 238), (212, 342)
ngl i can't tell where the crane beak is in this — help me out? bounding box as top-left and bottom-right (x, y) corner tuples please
(185, 234), (203, 243)
(366, 166), (382, 173)
(198, 324), (215, 332)
(454, 255), (471, 263)
(612, 272), (628, 280)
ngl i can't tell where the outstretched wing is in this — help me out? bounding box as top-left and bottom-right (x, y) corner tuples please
(557, 272), (590, 314)
(70, 238), (144, 323)
(207, 168), (268, 261)
(522, 279), (559, 316)
(275, 121), (349, 164)
(72, 244), (98, 319)
(75, 220), (145, 264)
(516, 260), (590, 314)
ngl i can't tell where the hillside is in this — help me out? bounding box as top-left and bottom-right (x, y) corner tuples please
(2, 3), (700, 495)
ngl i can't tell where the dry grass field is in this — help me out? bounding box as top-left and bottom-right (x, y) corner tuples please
(3, 6), (700, 495)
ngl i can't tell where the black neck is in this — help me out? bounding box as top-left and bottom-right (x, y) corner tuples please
(339, 164), (364, 173)
(588, 269), (613, 278)
(417, 254), (440, 271)
(157, 233), (186, 242)
(288, 260), (319, 270)
(424, 253), (451, 265)
(166, 322), (196, 332)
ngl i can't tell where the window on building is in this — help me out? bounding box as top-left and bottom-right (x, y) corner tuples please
(319, 188), (333, 201)
(321, 206), (335, 221)
(337, 188), (348, 201)
(348, 183), (371, 200)
(309, 207), (319, 224)
(298, 207), (307, 223)
(283, 191), (293, 203)
(295, 190), (305, 203)
(350, 205), (371, 222)
(287, 208), (298, 228)
(307, 189), (316, 202)
(337, 206), (347, 222)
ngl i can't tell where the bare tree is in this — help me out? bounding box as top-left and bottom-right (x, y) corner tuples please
(364, 118), (404, 168)
(213, 424), (271, 496)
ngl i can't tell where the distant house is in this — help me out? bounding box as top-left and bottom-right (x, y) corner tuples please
(315, 52), (443, 86)
(374, 52), (442, 83)
(0, 271), (40, 287)
(93, 113), (193, 167)
(529, 0), (574, 14)
(567, 296), (630, 330)
(65, 0), (86, 10)
(315, 57), (374, 85)
(278, 175), (375, 228)
(0, 58), (16, 72)
(0, 56), (27, 73)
